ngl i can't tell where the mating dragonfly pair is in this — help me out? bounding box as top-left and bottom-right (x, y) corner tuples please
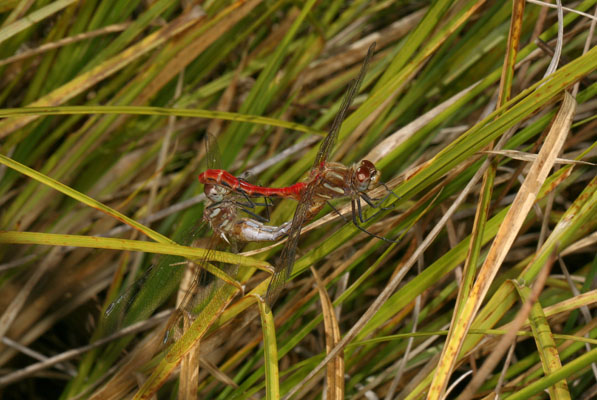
(105, 44), (397, 347)
(199, 43), (398, 307)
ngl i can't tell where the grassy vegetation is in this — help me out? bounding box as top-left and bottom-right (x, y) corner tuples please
(0, 1), (596, 399)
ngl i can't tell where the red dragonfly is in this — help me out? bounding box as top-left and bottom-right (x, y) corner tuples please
(264, 43), (398, 305)
(199, 46), (396, 246)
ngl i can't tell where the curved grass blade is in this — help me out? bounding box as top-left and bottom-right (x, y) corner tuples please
(0, 106), (322, 136)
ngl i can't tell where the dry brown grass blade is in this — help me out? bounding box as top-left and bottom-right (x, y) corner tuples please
(482, 149), (596, 165)
(0, 23), (129, 67)
(561, 231), (597, 256)
(428, 91), (577, 398)
(0, 247), (60, 339)
(199, 357), (239, 389)
(179, 315), (200, 400)
(176, 264), (200, 400)
(367, 82), (478, 164)
(456, 249), (556, 400)
(311, 266), (344, 400)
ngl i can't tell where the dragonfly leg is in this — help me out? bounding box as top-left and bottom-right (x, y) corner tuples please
(205, 201), (222, 210)
(234, 179), (274, 213)
(351, 199), (399, 243)
(356, 196), (385, 223)
(233, 189), (272, 210)
(236, 203), (270, 223)
(360, 184), (399, 211)
(356, 196), (390, 223)
(233, 190), (259, 209)
(326, 201), (349, 222)
(233, 193), (274, 223)
(261, 196), (272, 221)
(381, 182), (401, 199)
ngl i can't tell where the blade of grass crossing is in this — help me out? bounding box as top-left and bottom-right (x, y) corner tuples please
(0, 154), (171, 243)
(258, 298), (280, 400)
(0, 231), (268, 269)
(428, 92), (576, 398)
(513, 281), (570, 399)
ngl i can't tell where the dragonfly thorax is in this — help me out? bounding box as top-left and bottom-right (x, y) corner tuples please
(352, 160), (380, 192)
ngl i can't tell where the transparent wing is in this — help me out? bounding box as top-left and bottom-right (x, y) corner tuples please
(205, 132), (223, 170)
(313, 43), (375, 168)
(265, 182), (318, 306)
(163, 233), (240, 349)
(102, 223), (209, 337)
(265, 44), (376, 306)
(163, 236), (244, 362)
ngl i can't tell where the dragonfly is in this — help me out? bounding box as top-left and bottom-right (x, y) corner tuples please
(264, 43), (399, 306)
(199, 47), (397, 245)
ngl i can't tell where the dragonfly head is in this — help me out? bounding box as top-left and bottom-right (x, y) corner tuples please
(353, 160), (380, 192)
(204, 184), (229, 203)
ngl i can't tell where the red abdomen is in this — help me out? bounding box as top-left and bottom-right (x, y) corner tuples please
(198, 169), (305, 201)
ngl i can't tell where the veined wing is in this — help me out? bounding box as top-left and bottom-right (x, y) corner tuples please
(102, 222), (212, 338)
(265, 180), (318, 306)
(313, 43), (375, 168)
(162, 231), (241, 354)
(265, 44), (376, 306)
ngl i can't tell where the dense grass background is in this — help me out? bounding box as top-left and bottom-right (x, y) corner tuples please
(0, 1), (596, 399)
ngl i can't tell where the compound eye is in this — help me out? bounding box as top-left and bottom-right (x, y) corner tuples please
(355, 160), (381, 191)
(361, 160), (376, 170)
(356, 166), (370, 183)
(358, 160), (378, 181)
